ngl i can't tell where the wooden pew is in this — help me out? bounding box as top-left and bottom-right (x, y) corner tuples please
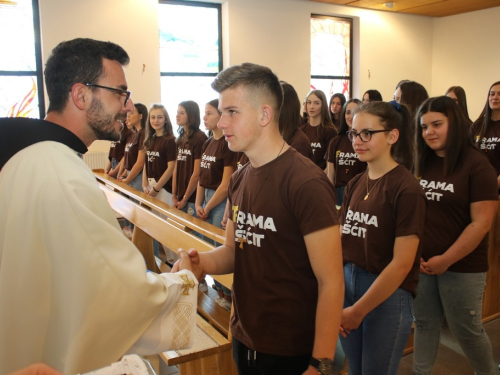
(94, 172), (236, 375)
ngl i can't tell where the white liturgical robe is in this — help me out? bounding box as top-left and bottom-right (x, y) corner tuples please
(0, 141), (198, 374)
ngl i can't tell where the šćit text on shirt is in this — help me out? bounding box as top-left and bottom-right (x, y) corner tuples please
(177, 148), (191, 162)
(336, 150), (359, 166)
(342, 208), (378, 238)
(477, 136), (500, 150)
(419, 179), (454, 201)
(232, 205), (276, 248)
(201, 154), (216, 169)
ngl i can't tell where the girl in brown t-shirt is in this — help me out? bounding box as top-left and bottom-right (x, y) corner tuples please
(195, 99), (236, 308)
(171, 100), (207, 216)
(329, 92), (346, 131)
(300, 90), (337, 170)
(279, 82), (313, 159)
(325, 98), (366, 207)
(117, 103), (148, 236)
(339, 101), (426, 374)
(141, 103), (176, 205)
(413, 96), (498, 375)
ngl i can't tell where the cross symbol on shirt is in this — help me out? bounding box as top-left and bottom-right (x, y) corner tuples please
(238, 238), (247, 249)
(181, 274), (195, 295)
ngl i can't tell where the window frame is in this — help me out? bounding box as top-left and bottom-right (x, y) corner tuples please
(158, 0), (223, 78)
(0, 0), (45, 118)
(310, 13), (353, 99)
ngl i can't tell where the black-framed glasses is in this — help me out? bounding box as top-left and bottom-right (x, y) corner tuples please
(86, 83), (131, 107)
(347, 129), (390, 142)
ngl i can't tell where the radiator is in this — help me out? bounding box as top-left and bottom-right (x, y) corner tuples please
(82, 152), (108, 170)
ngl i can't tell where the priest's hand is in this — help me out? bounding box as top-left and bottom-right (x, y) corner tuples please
(174, 249), (205, 282)
(9, 364), (62, 375)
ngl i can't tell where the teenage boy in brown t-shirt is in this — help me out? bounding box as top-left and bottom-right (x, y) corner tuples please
(176, 63), (344, 375)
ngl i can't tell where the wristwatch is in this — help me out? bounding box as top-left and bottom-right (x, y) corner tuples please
(309, 357), (334, 374)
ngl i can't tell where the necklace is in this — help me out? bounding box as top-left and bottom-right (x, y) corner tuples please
(237, 140), (286, 249)
(364, 172), (384, 200)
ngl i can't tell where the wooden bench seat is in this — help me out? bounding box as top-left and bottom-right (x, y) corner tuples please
(160, 315), (235, 375)
(94, 171), (235, 375)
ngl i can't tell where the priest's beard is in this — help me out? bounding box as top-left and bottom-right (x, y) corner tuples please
(86, 97), (124, 142)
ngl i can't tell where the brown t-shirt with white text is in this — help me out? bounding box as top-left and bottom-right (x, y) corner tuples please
(123, 128), (145, 170)
(145, 135), (176, 193)
(229, 148), (338, 356)
(299, 123), (337, 170)
(325, 134), (367, 187)
(288, 128), (313, 160)
(199, 137), (237, 190)
(340, 165), (426, 296)
(419, 147), (498, 272)
(470, 119), (500, 194)
(108, 126), (132, 162)
(175, 130), (208, 203)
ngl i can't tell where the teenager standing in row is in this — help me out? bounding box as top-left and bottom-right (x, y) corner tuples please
(339, 101), (426, 375)
(413, 96), (498, 375)
(301, 90), (337, 171)
(172, 100), (208, 216)
(326, 98), (366, 207)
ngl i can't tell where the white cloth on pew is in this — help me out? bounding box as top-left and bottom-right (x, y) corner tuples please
(0, 142), (198, 374)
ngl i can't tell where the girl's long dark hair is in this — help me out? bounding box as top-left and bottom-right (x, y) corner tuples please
(338, 99), (361, 135)
(306, 90), (335, 129)
(471, 81), (500, 143)
(279, 81), (302, 143)
(415, 96), (473, 177)
(176, 100), (201, 144)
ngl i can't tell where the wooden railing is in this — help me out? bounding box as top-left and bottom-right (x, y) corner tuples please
(94, 171), (500, 373)
(94, 171), (236, 375)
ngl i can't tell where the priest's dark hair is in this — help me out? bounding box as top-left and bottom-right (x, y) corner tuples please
(45, 38), (130, 113)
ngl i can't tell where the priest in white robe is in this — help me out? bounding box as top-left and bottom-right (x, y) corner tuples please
(0, 38), (200, 374)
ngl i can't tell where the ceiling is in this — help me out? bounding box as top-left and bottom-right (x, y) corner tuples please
(309, 0), (500, 17)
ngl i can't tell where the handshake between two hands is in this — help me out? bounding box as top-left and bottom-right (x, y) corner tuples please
(171, 249), (206, 282)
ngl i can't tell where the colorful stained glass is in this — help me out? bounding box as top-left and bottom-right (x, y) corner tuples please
(0, 0), (37, 71)
(159, 3), (220, 73)
(311, 78), (351, 101)
(0, 76), (39, 118)
(311, 16), (351, 77)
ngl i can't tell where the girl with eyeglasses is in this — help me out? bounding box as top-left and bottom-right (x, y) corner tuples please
(412, 96), (498, 375)
(325, 98), (366, 208)
(339, 101), (426, 375)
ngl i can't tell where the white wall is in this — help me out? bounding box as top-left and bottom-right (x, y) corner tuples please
(223, 0), (434, 103)
(39, 0), (161, 151)
(431, 6), (500, 120)
(36, 0), (498, 150)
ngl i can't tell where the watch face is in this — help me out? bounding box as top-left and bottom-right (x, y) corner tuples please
(318, 359), (334, 374)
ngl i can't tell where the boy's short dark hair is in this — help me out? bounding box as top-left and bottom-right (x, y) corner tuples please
(211, 62), (283, 117)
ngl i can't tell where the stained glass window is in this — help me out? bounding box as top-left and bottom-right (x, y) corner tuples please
(158, 0), (222, 119)
(310, 15), (352, 100)
(0, 0), (44, 118)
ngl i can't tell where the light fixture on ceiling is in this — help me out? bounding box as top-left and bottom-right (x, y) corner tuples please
(384, 2), (396, 8)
